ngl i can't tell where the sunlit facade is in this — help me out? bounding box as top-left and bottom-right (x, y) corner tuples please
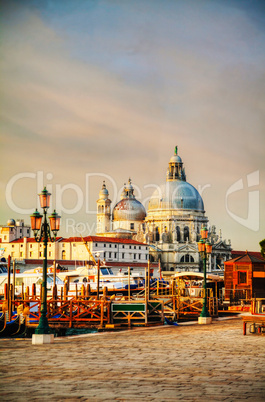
(97, 147), (232, 272)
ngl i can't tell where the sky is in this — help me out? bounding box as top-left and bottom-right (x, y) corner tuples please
(0, 0), (264, 251)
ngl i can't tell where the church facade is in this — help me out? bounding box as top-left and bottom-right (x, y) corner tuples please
(96, 147), (232, 273)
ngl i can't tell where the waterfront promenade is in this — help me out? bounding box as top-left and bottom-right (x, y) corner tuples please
(1, 318), (264, 401)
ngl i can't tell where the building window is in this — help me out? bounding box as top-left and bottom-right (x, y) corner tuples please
(114, 252), (117, 258)
(134, 254), (136, 260)
(49, 252), (52, 257)
(122, 253), (125, 259)
(146, 255), (148, 260)
(129, 245), (131, 249)
(134, 246), (136, 249)
(30, 244), (32, 248)
(62, 250), (66, 260)
(122, 245), (125, 249)
(104, 244), (106, 247)
(12, 245), (14, 248)
(20, 252), (23, 257)
(238, 271), (247, 284)
(176, 226), (181, 241)
(115, 245), (117, 248)
(103, 252), (106, 258)
(95, 243), (98, 247)
(184, 226), (189, 241)
(130, 223), (134, 230)
(139, 254), (141, 259)
(109, 252), (111, 258)
(39, 252), (42, 257)
(180, 254), (194, 263)
(30, 252), (32, 257)
(139, 246), (141, 249)
(109, 244), (112, 248)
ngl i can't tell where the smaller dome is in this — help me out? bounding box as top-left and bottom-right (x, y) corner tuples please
(7, 219), (15, 226)
(99, 182), (109, 200)
(113, 199), (146, 221)
(170, 154), (182, 163)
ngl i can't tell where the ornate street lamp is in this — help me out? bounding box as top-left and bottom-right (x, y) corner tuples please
(197, 226), (212, 324)
(30, 187), (60, 335)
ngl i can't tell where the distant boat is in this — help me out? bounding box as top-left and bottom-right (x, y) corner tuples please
(0, 270), (64, 296)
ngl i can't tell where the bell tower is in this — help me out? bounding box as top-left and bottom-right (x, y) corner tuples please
(96, 181), (112, 234)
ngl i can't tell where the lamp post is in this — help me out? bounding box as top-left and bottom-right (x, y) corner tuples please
(198, 226), (212, 324)
(30, 187), (60, 343)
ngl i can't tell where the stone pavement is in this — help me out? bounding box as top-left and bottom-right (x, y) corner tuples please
(0, 318), (265, 401)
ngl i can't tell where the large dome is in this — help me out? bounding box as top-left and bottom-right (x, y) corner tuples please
(148, 181), (204, 212)
(113, 199), (146, 221)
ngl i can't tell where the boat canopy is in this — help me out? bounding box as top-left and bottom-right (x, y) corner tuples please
(173, 271), (222, 282)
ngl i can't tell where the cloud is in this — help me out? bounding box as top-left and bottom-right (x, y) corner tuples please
(0, 0), (264, 249)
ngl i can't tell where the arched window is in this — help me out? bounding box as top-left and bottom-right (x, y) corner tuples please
(184, 226), (189, 241)
(155, 227), (160, 241)
(62, 250), (66, 260)
(180, 254), (194, 263)
(176, 226), (181, 241)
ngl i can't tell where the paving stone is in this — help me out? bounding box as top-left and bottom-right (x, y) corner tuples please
(0, 319), (265, 401)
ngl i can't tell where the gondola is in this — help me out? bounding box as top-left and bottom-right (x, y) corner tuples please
(0, 314), (26, 337)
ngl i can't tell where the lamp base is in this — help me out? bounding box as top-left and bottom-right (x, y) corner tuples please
(198, 316), (212, 325)
(32, 334), (54, 345)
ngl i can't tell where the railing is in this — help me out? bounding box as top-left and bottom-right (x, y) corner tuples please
(225, 289), (252, 304)
(3, 298), (111, 328)
(111, 300), (164, 327)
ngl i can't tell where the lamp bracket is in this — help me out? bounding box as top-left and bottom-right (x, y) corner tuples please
(33, 223), (57, 243)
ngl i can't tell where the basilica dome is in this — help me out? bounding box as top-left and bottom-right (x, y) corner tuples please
(148, 181), (204, 212)
(148, 146), (204, 213)
(112, 178), (146, 222)
(113, 198), (146, 221)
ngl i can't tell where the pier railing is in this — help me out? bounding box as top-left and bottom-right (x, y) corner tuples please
(3, 298), (111, 329)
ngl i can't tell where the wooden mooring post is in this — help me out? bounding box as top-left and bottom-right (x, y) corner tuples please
(7, 255), (11, 321)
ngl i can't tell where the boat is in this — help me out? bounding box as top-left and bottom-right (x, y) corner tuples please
(0, 313), (26, 337)
(0, 270), (64, 297)
(56, 265), (145, 291)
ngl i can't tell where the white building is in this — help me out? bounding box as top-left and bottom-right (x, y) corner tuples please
(96, 147), (232, 272)
(0, 219), (31, 243)
(1, 235), (150, 270)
